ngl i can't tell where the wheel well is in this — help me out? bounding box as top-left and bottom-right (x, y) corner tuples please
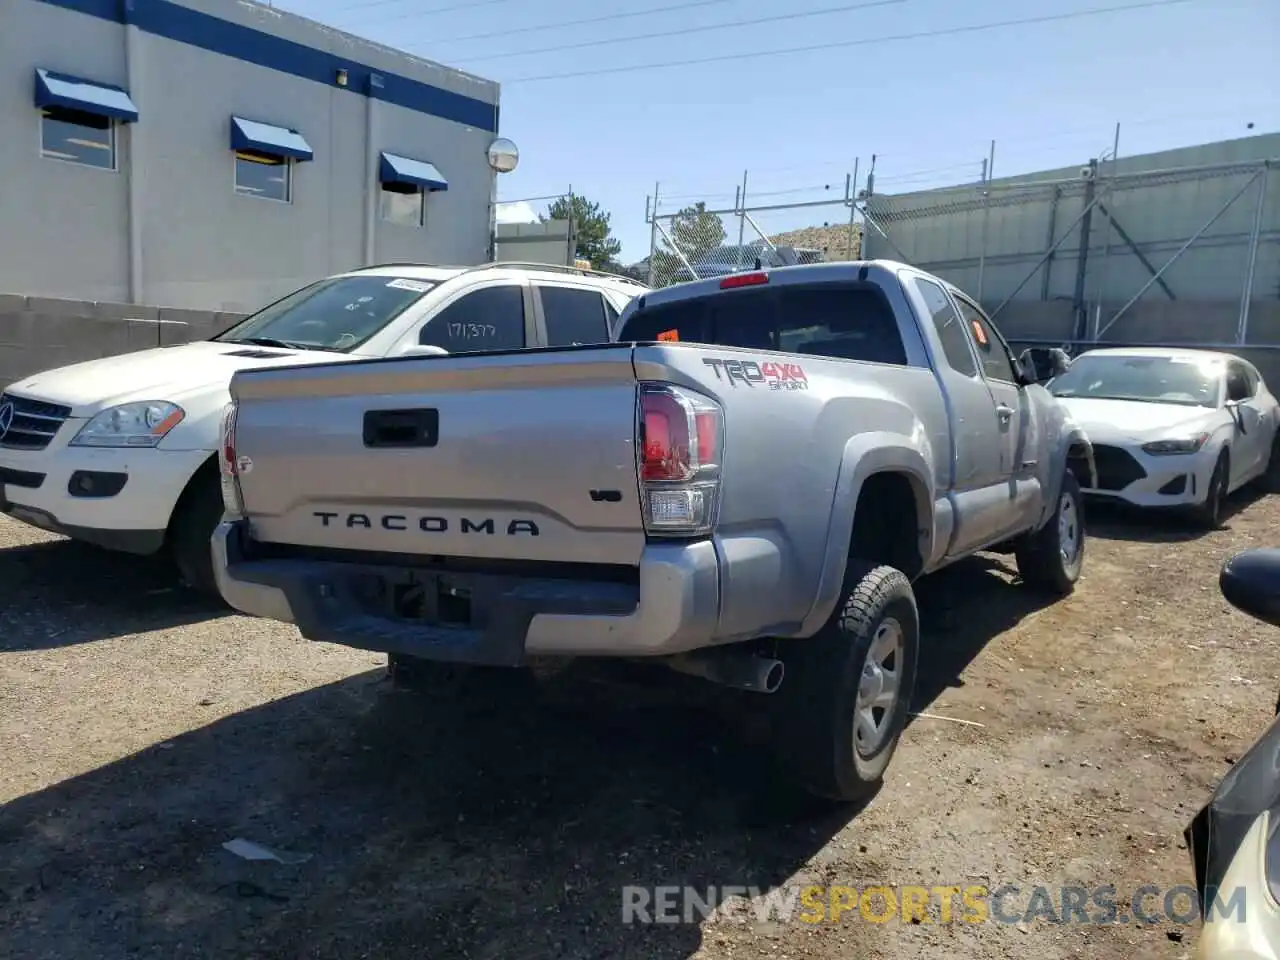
(165, 454), (220, 540)
(1066, 441), (1095, 489)
(848, 472), (924, 580)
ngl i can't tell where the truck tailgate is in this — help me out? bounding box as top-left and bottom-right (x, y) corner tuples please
(229, 346), (647, 566)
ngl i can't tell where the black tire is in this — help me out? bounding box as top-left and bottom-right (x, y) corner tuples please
(169, 467), (226, 598)
(1015, 471), (1085, 596)
(1259, 434), (1280, 494)
(1191, 451), (1229, 530)
(769, 562), (919, 802)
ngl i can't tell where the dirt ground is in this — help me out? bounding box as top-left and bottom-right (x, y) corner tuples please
(2, 491), (1278, 960)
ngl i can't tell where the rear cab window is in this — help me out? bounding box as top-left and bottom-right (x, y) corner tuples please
(618, 281), (908, 366)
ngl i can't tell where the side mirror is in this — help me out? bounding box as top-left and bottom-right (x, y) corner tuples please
(1220, 549), (1280, 628)
(1018, 347), (1071, 384)
(399, 344), (449, 358)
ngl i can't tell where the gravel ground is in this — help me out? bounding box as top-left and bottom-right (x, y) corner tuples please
(2, 493), (1279, 960)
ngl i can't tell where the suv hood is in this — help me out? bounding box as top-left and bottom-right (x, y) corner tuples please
(4, 341), (354, 415)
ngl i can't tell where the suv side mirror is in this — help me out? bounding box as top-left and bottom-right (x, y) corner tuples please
(400, 344), (449, 358)
(1220, 549), (1280, 628)
(1018, 347), (1071, 384)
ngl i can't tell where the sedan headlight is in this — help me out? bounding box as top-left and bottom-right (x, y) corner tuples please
(1141, 433), (1208, 456)
(70, 401), (185, 448)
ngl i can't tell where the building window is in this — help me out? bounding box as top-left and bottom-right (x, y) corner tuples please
(40, 106), (116, 170)
(235, 150), (292, 203)
(379, 183), (426, 227)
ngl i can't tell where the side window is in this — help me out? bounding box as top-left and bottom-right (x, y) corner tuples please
(420, 285), (525, 353)
(603, 298), (620, 339)
(1226, 362), (1252, 402)
(1243, 364), (1260, 398)
(540, 286), (610, 346)
(915, 278), (977, 377)
(954, 297), (1017, 383)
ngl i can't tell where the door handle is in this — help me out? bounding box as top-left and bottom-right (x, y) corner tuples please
(363, 408), (439, 448)
(996, 404), (1014, 423)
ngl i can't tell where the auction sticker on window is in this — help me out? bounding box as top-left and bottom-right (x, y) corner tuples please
(386, 278), (434, 292)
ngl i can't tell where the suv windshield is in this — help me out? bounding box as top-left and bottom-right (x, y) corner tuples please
(1049, 354), (1221, 407)
(618, 282), (908, 366)
(215, 274), (438, 352)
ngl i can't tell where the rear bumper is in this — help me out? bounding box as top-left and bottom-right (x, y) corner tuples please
(213, 520), (722, 663)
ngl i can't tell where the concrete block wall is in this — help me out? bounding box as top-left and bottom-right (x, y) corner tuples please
(0, 294), (245, 389)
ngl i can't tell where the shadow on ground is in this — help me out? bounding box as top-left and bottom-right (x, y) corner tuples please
(910, 554), (1060, 713)
(0, 671), (867, 960)
(0, 554), (1049, 960)
(0, 537), (225, 650)
(1084, 485), (1268, 544)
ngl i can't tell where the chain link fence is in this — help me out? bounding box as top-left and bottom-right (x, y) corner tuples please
(643, 181), (863, 289)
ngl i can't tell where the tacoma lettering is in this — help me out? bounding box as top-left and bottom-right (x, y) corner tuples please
(313, 511), (539, 536)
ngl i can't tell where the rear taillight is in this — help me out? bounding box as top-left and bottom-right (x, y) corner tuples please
(637, 383), (723, 537)
(217, 402), (244, 518)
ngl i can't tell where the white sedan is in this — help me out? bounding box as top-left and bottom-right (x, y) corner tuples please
(1046, 348), (1280, 527)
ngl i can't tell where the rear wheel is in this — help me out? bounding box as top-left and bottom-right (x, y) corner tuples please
(169, 467), (225, 598)
(769, 562), (919, 802)
(1015, 471), (1085, 595)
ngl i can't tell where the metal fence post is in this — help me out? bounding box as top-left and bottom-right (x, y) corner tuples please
(1091, 123), (1122, 339)
(848, 157), (860, 260)
(647, 181), (660, 287)
(975, 140), (995, 304)
(735, 170), (748, 270)
(1237, 162), (1270, 345)
(1071, 158), (1099, 342)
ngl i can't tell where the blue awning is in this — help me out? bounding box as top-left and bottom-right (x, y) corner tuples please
(34, 68), (138, 122)
(230, 116), (314, 162)
(379, 152), (449, 192)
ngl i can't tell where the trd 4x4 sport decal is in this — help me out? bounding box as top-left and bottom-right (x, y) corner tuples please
(701, 357), (809, 391)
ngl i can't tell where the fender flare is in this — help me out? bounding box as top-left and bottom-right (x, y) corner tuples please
(1039, 426), (1095, 528)
(794, 432), (935, 637)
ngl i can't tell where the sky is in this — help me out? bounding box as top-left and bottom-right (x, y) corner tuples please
(272, 0), (1277, 262)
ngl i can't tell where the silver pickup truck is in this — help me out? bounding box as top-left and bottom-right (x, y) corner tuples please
(212, 260), (1095, 800)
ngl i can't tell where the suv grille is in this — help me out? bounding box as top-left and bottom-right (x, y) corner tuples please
(0, 393), (72, 451)
(1092, 444), (1148, 491)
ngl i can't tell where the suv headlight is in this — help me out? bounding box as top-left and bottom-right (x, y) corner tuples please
(70, 401), (185, 448)
(1141, 433), (1208, 456)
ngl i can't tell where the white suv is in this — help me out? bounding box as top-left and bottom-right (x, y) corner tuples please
(0, 262), (646, 593)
